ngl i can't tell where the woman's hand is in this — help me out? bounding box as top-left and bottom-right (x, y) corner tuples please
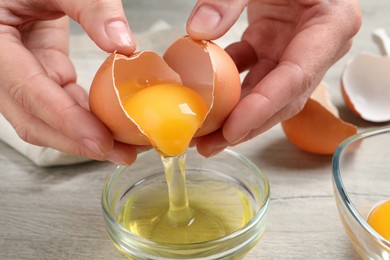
(0, 0), (137, 164)
(187, 0), (362, 156)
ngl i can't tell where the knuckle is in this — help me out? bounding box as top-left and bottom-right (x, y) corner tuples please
(280, 61), (316, 98)
(8, 72), (46, 113)
(13, 122), (39, 145)
(285, 96), (309, 121)
(8, 82), (25, 107)
(54, 102), (81, 132)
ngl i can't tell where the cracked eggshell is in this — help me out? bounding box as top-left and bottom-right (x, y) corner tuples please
(341, 53), (390, 122)
(89, 36), (241, 146)
(89, 51), (181, 145)
(163, 37), (241, 136)
(282, 82), (358, 155)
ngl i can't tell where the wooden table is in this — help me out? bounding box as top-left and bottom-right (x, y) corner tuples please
(1, 1), (389, 259)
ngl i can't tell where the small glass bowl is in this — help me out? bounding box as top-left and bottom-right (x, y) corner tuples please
(332, 125), (390, 259)
(102, 148), (270, 259)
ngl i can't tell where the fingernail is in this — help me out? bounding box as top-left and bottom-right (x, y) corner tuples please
(188, 5), (221, 34)
(207, 147), (226, 158)
(83, 139), (105, 157)
(106, 152), (129, 166)
(105, 20), (132, 47)
(230, 131), (250, 145)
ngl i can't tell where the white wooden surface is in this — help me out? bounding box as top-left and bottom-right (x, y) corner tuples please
(1, 1), (390, 259)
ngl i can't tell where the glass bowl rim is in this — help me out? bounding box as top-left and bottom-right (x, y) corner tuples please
(332, 125), (390, 249)
(101, 148), (271, 247)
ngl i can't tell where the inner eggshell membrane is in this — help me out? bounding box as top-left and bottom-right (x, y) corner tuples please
(164, 38), (241, 137)
(163, 39), (214, 108)
(114, 51), (183, 104)
(342, 53), (390, 122)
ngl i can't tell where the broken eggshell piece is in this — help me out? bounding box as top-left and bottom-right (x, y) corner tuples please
(341, 52), (390, 122)
(89, 36), (241, 146)
(282, 82), (358, 155)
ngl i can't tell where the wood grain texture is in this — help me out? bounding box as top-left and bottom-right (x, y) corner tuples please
(1, 0), (390, 259)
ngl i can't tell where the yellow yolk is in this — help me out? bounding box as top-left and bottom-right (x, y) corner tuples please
(123, 84), (208, 156)
(367, 200), (390, 241)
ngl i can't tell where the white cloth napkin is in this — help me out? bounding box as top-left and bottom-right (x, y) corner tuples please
(0, 115), (91, 166)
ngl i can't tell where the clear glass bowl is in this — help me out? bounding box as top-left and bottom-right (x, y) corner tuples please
(332, 125), (390, 259)
(102, 148), (270, 259)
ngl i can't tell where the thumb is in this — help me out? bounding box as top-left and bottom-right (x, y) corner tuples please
(57, 0), (136, 55)
(186, 0), (248, 40)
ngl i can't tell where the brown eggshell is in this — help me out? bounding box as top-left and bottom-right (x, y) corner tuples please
(90, 36), (241, 146)
(341, 85), (360, 118)
(163, 37), (241, 136)
(282, 82), (358, 155)
(90, 51), (182, 145)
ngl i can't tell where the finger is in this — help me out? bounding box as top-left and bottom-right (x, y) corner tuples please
(224, 6), (360, 144)
(196, 93), (309, 156)
(27, 75), (113, 155)
(63, 85), (140, 165)
(1, 76), (139, 164)
(0, 88), (101, 160)
(63, 83), (89, 110)
(222, 62), (306, 143)
(136, 145), (153, 153)
(106, 141), (138, 165)
(195, 130), (229, 157)
(225, 40), (258, 73)
(25, 19), (89, 110)
(187, 0), (248, 40)
(234, 94), (310, 144)
(0, 35), (115, 158)
(54, 0), (135, 55)
(2, 88), (138, 164)
(25, 17), (76, 86)
(239, 57), (277, 98)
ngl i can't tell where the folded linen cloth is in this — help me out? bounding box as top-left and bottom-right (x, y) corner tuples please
(0, 115), (91, 167)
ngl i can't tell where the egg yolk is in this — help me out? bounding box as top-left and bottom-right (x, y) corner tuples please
(367, 200), (390, 241)
(123, 84), (208, 156)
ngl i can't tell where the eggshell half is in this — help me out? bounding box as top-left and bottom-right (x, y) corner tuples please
(163, 37), (241, 136)
(89, 36), (241, 146)
(90, 51), (182, 145)
(341, 53), (390, 122)
(282, 82), (358, 155)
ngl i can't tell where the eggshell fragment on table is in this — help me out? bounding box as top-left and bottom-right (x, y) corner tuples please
(89, 36), (241, 146)
(282, 82), (358, 155)
(341, 53), (390, 122)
